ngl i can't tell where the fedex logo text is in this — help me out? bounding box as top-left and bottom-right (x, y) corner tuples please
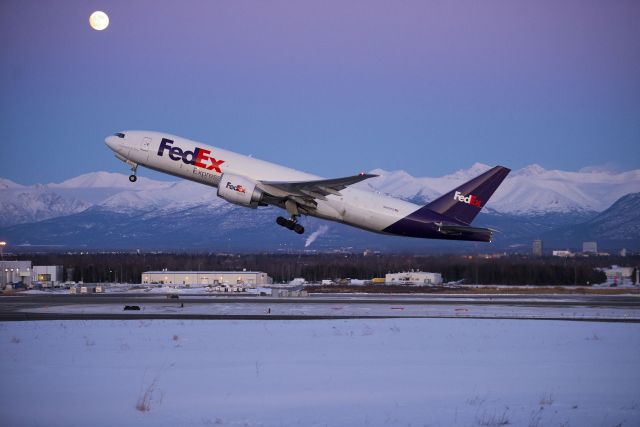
(158, 138), (225, 173)
(225, 181), (246, 193)
(453, 191), (482, 207)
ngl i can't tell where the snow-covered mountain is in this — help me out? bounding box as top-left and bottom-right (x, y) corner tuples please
(0, 172), (174, 226)
(48, 171), (171, 190)
(1, 164), (639, 251)
(0, 178), (24, 189)
(0, 187), (91, 227)
(542, 192), (640, 243)
(359, 163), (640, 214)
(1, 165), (639, 230)
(99, 180), (224, 212)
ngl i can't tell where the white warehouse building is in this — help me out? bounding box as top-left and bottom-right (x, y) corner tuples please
(0, 260), (32, 288)
(32, 265), (64, 286)
(142, 271), (272, 286)
(385, 271), (443, 285)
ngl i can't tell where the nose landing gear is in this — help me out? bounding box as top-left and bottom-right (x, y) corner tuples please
(276, 216), (304, 234)
(128, 163), (138, 183)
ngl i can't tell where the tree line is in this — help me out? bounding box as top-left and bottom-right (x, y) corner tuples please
(7, 252), (628, 285)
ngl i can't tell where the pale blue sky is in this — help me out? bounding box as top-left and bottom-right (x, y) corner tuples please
(1, 0), (639, 184)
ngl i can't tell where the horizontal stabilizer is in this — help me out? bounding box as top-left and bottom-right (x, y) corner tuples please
(437, 224), (493, 241)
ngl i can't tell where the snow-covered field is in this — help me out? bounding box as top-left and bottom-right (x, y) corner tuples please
(1, 319), (639, 427)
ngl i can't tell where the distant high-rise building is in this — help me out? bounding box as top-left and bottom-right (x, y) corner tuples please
(583, 241), (598, 253)
(620, 248), (627, 257)
(532, 239), (543, 257)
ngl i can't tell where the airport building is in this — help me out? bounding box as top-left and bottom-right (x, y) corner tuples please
(385, 271), (443, 285)
(0, 260), (32, 288)
(601, 265), (635, 285)
(142, 270), (272, 286)
(552, 250), (574, 257)
(32, 265), (64, 287)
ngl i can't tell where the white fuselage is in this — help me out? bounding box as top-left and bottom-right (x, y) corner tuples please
(105, 130), (422, 233)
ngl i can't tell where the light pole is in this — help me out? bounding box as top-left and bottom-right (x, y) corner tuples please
(0, 241), (6, 260)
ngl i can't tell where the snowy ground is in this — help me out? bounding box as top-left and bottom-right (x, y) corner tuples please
(1, 319), (639, 427)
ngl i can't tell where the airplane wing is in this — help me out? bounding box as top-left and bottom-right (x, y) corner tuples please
(258, 174), (378, 201)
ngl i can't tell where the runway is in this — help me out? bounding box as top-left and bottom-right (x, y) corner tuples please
(1, 292), (639, 322)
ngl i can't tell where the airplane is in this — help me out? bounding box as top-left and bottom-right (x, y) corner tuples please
(105, 131), (510, 242)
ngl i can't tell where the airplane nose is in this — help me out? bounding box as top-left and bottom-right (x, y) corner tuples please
(105, 135), (119, 151)
(104, 133), (124, 153)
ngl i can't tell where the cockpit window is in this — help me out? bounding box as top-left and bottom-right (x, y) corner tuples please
(114, 132), (125, 138)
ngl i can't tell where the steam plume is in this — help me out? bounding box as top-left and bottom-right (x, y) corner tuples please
(304, 225), (329, 247)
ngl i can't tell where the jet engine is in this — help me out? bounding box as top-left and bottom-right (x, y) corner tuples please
(216, 173), (264, 208)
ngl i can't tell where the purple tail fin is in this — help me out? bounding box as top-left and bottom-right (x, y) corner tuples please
(425, 166), (510, 224)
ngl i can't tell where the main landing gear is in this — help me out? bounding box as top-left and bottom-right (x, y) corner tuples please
(277, 199), (304, 234)
(276, 216), (304, 234)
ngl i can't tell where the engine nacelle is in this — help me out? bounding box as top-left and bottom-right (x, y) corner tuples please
(216, 173), (263, 208)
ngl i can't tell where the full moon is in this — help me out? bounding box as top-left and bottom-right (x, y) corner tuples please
(89, 11), (109, 31)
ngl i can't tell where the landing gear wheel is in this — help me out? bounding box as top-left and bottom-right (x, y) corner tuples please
(276, 216), (304, 234)
(127, 162), (139, 183)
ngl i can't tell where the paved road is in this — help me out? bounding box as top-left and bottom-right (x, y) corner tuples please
(1, 292), (638, 321)
(1, 292), (639, 305)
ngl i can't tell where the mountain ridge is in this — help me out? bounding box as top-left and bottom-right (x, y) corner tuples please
(1, 165), (639, 251)
(3, 164), (640, 224)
